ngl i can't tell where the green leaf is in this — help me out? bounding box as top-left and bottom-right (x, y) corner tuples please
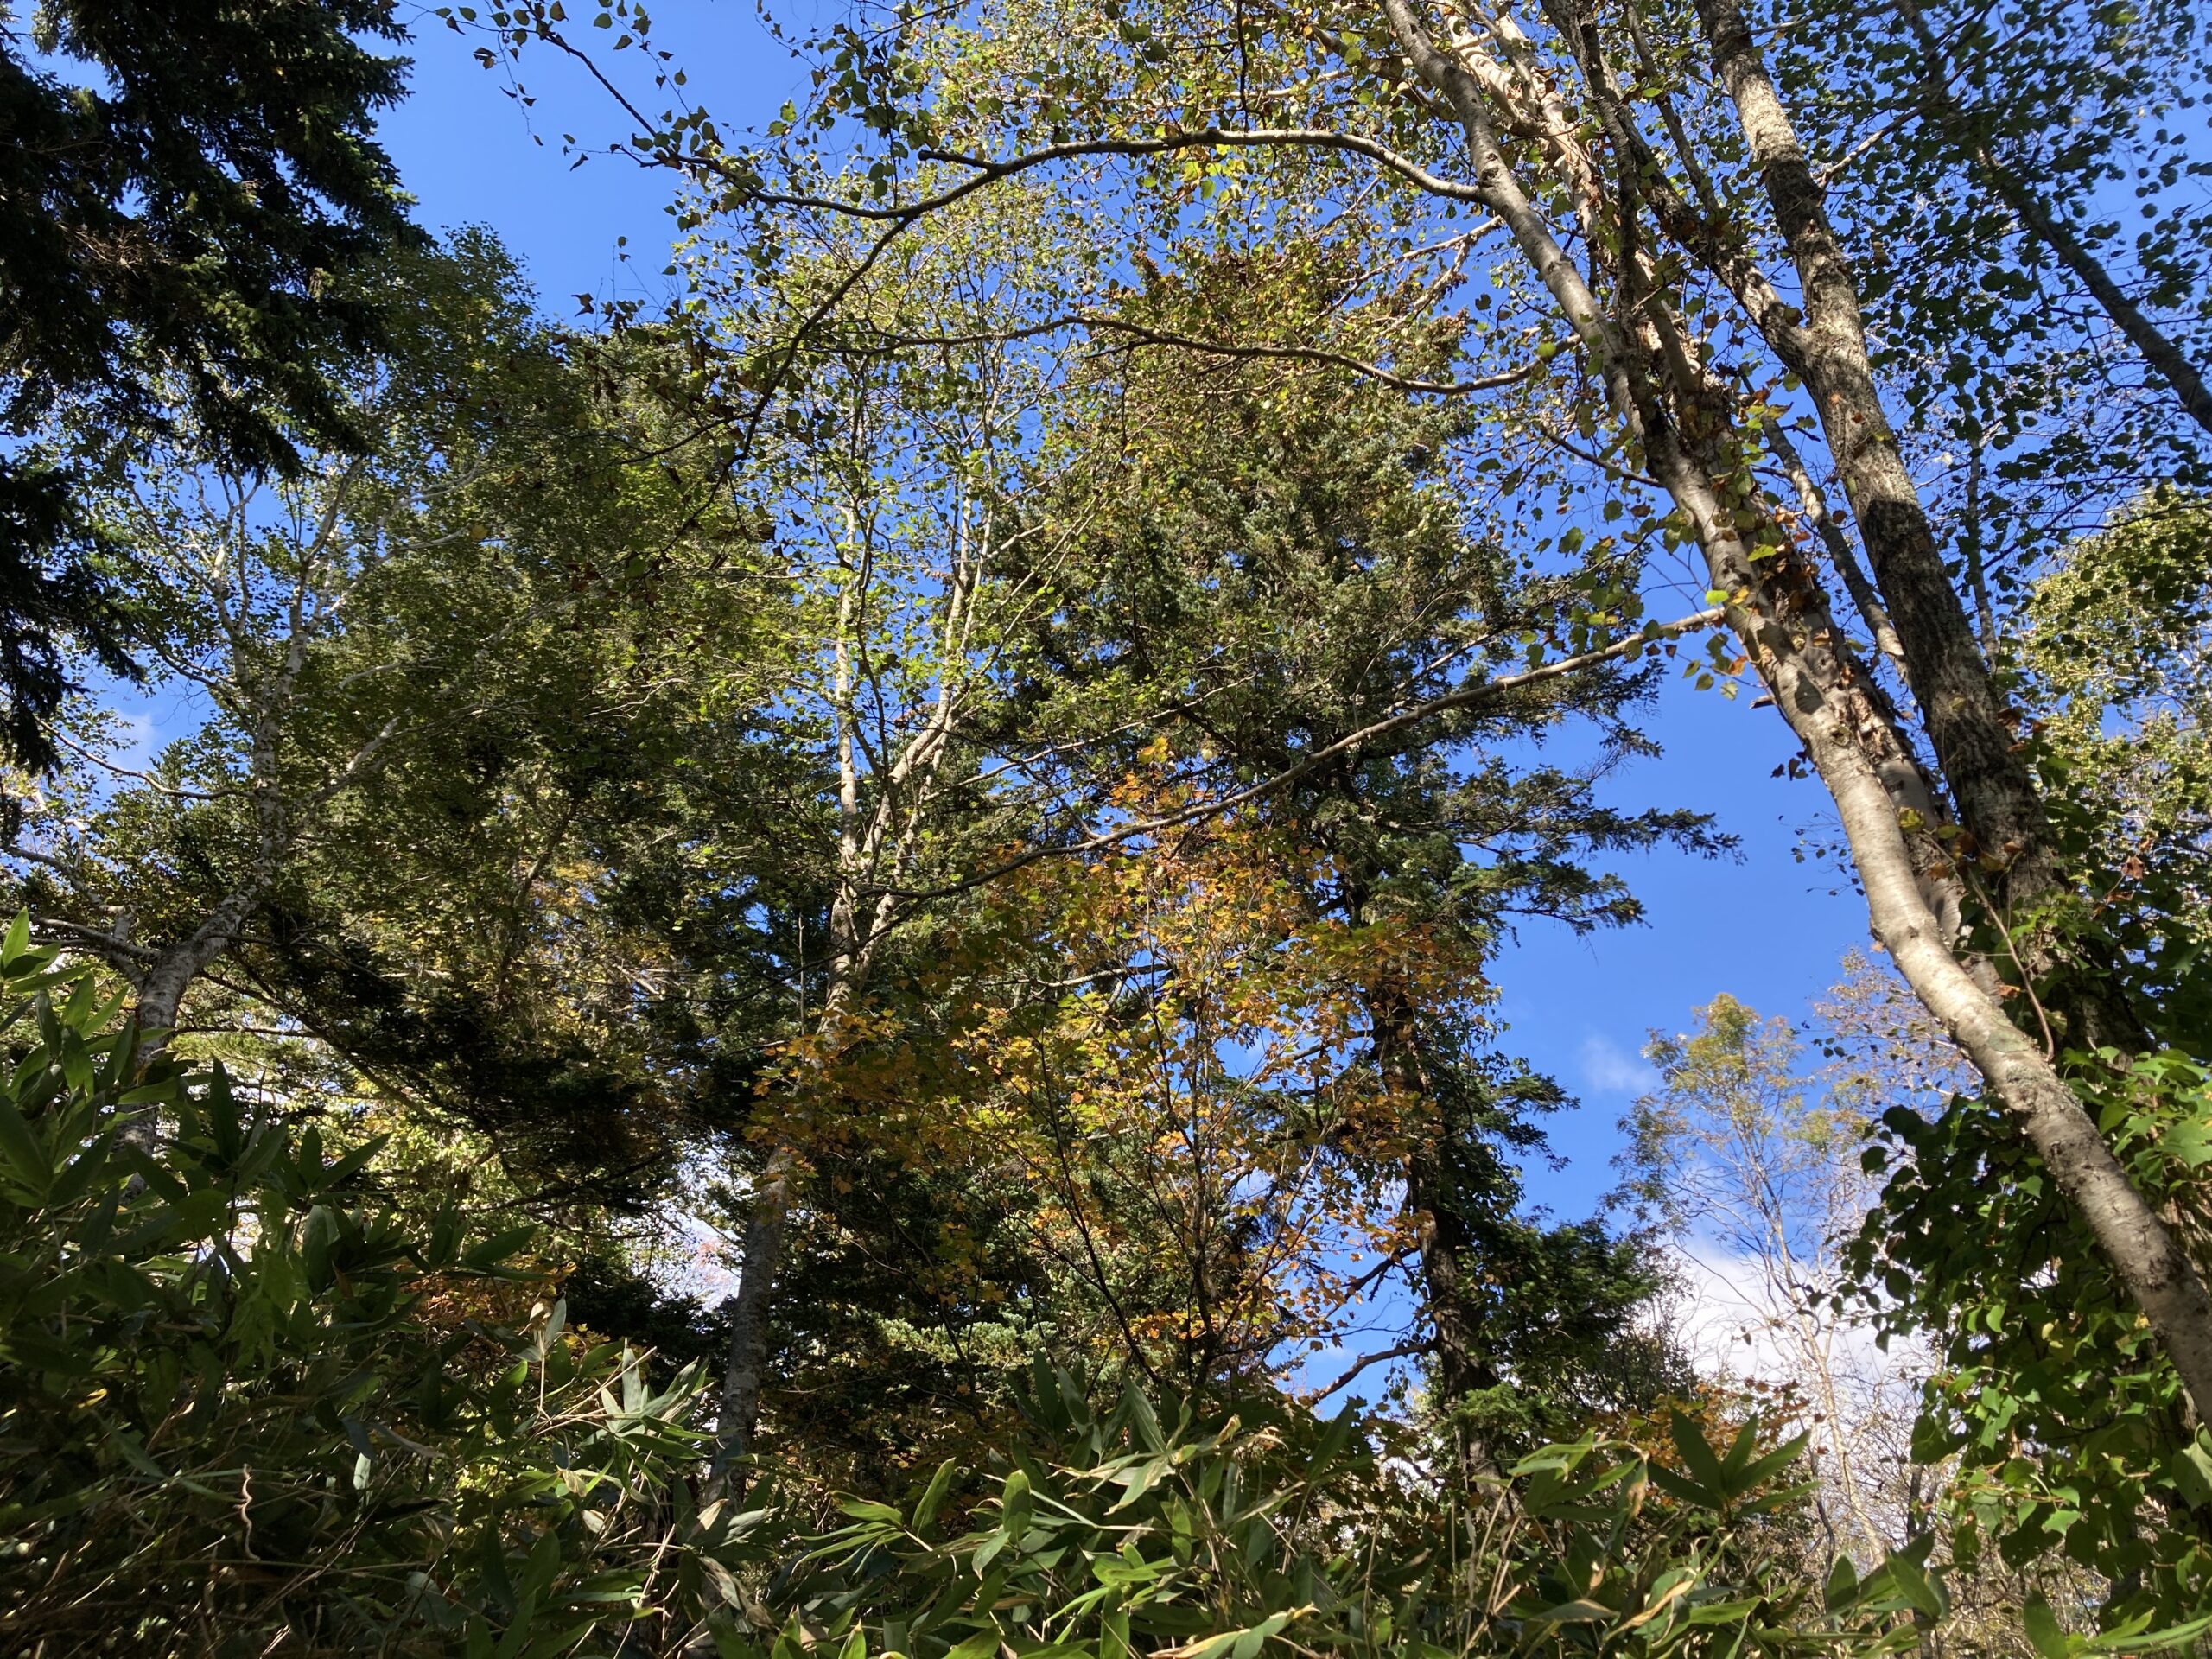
(315, 1133), (390, 1193)
(1727, 1431), (1808, 1497)
(1172, 1609), (1300, 1659)
(2168, 1434), (2212, 1509)
(463, 1223), (538, 1271)
(1, 1332), (99, 1375)
(0, 1094), (51, 1197)
(41, 1135), (110, 1209)
(1667, 1412), (1731, 1503)
(517, 1525), (563, 1603)
(999, 1466), (1033, 1537)
(1109, 1454), (1170, 1512)
(2023, 1594), (2071, 1659)
(1306, 1405), (1356, 1473)
(2162, 1116), (2212, 1167)
(1529, 1600), (1613, 1627)
(1231, 1611), (1297, 1659)
(838, 1497), (903, 1524)
(303, 1204), (340, 1290)
(1683, 1597), (1763, 1625)
(115, 1186), (230, 1255)
(1880, 1554), (1945, 1621)
(912, 1458), (957, 1529)
(2085, 1612), (2212, 1655)
(1824, 1553), (1859, 1611)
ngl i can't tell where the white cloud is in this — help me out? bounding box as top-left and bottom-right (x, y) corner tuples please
(1580, 1033), (1653, 1096)
(1663, 1236), (1928, 1395)
(1667, 1238), (1795, 1378)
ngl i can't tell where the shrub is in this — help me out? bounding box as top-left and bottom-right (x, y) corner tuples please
(0, 921), (716, 1655)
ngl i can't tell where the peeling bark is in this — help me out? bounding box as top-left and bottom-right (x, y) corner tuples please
(1376, 0), (2212, 1429)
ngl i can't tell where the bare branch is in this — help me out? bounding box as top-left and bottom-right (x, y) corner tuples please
(1304, 1339), (1427, 1403)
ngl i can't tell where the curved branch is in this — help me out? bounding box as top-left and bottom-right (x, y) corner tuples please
(878, 607), (1723, 901)
(842, 312), (1543, 396)
(1304, 1339), (1427, 1404)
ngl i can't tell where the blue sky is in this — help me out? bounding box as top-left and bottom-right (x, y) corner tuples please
(376, 3), (1872, 1220)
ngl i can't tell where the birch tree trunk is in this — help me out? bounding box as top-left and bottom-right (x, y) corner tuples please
(1378, 0), (2212, 1427)
(708, 480), (998, 1488)
(531, 0), (2212, 1456)
(1688, 0), (2056, 902)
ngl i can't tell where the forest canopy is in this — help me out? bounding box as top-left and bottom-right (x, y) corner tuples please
(2, 0), (2210, 1654)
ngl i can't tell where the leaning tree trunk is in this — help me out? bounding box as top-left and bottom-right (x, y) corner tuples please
(132, 888), (264, 1044)
(1377, 0), (2212, 1430)
(1689, 0), (2158, 1065)
(1690, 0), (2056, 905)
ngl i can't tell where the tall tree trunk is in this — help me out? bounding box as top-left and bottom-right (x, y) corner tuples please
(1355, 899), (1503, 1478)
(1403, 1141), (1504, 1479)
(708, 1141), (798, 1486)
(1376, 0), (2212, 1430)
(1691, 0), (2058, 905)
(710, 544), (880, 1491)
(708, 976), (867, 1491)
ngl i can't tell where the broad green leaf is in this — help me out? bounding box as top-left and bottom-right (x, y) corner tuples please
(1822, 1553), (1859, 1612)
(913, 1458), (958, 1529)
(2022, 1595), (2070, 1659)
(1668, 1411), (1731, 1500)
